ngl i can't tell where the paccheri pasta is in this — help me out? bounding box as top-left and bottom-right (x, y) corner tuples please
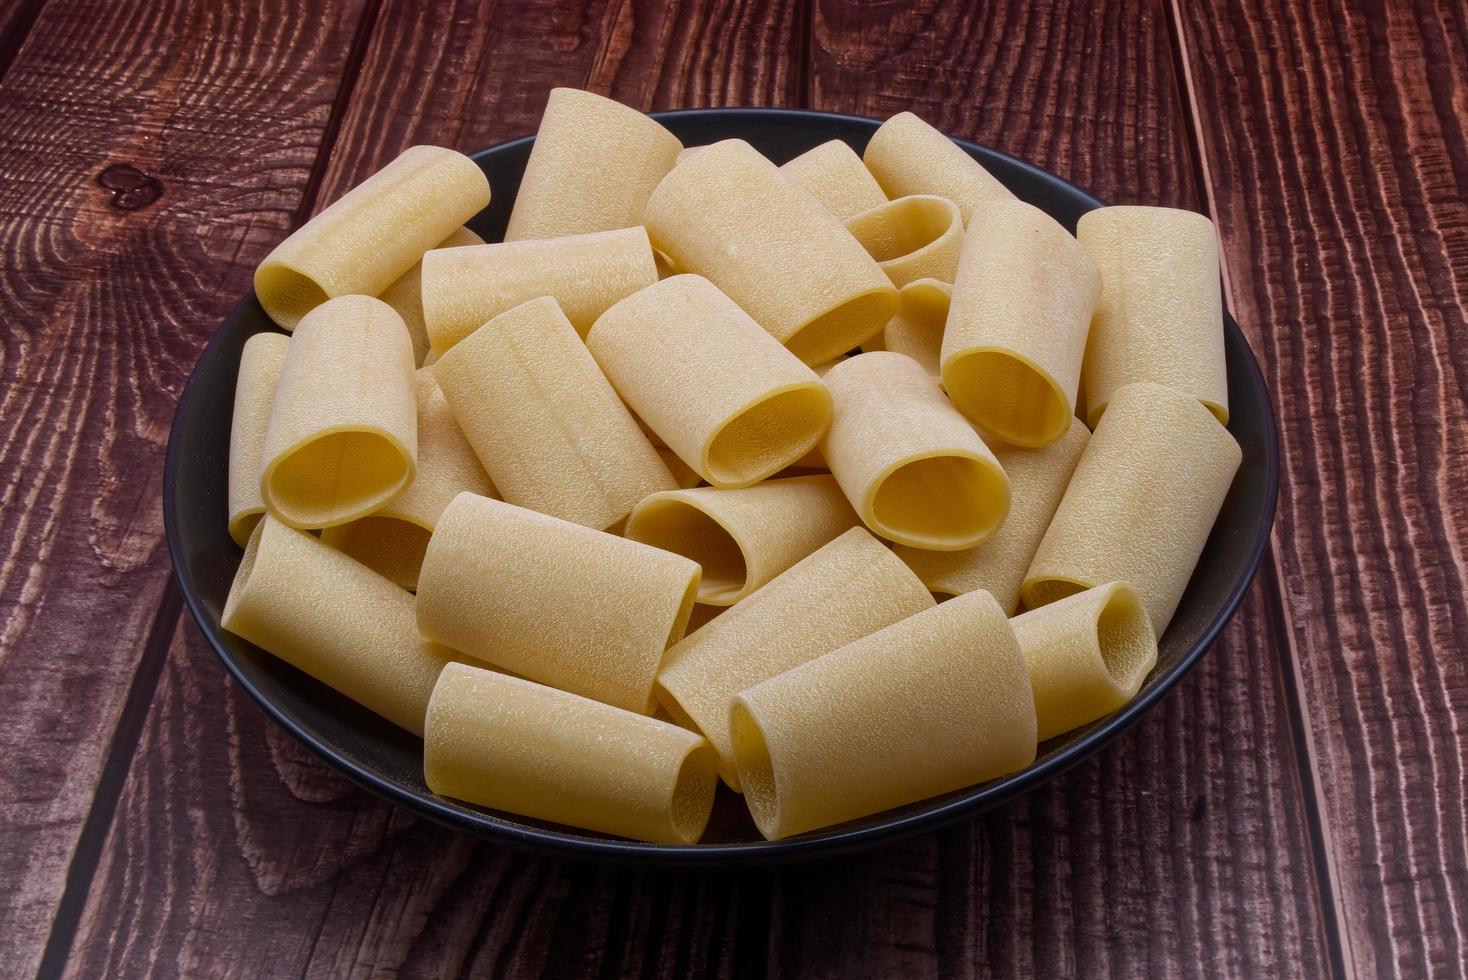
(227, 96), (1242, 844)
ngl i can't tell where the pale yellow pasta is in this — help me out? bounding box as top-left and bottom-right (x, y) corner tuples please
(378, 226), (483, 366)
(643, 139), (897, 366)
(625, 475), (861, 606)
(255, 146), (490, 330)
(259, 295), (417, 530)
(1010, 582), (1157, 741)
(588, 275), (832, 488)
(862, 278), (950, 376)
(730, 589), (1036, 840)
(658, 447), (703, 489)
(1022, 382), (1242, 632)
(434, 297), (674, 530)
(319, 370), (497, 590)
(417, 493), (699, 713)
(505, 88), (683, 242)
(844, 195), (962, 287)
(821, 352), (1009, 550)
(1077, 205), (1229, 427)
(941, 199), (1100, 448)
(421, 227), (657, 353)
(227, 332), (290, 547)
(789, 356), (848, 469)
(894, 420), (1089, 613)
(780, 140), (887, 219)
(223, 517), (455, 735)
(656, 527), (932, 787)
(424, 663), (716, 843)
(862, 112), (1014, 225)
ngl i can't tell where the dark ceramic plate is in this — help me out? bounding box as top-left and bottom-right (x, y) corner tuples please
(164, 108), (1279, 863)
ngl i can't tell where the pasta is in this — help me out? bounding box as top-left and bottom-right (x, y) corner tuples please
(788, 356), (847, 469)
(941, 199), (1101, 447)
(259, 295), (417, 530)
(255, 146), (490, 330)
(425, 663), (717, 844)
(730, 589), (1036, 840)
(894, 420), (1090, 613)
(1077, 205), (1230, 426)
(1010, 581), (1157, 741)
(862, 112), (1014, 225)
(223, 516), (456, 735)
(227, 332), (290, 547)
(378, 226), (483, 366)
(1022, 382), (1242, 632)
(421, 226), (657, 353)
(844, 195), (963, 287)
(505, 88), (683, 241)
(656, 527), (933, 787)
(862, 278), (950, 376)
(822, 352), (1009, 550)
(780, 139), (887, 219)
(643, 139), (898, 366)
(433, 296), (674, 530)
(320, 370), (497, 590)
(657, 447), (703, 489)
(587, 275), (833, 488)
(416, 493), (700, 713)
(624, 474), (861, 606)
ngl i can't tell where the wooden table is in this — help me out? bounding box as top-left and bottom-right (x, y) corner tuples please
(1, 0), (1463, 976)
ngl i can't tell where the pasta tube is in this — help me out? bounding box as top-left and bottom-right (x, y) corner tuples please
(643, 139), (897, 366)
(624, 474), (861, 606)
(822, 352), (1009, 550)
(222, 516), (455, 735)
(588, 275), (832, 488)
(227, 332), (290, 546)
(862, 278), (950, 376)
(255, 146), (490, 329)
(780, 139), (887, 219)
(788, 356), (847, 469)
(730, 590), (1036, 840)
(417, 493), (700, 713)
(421, 227), (657, 353)
(1010, 582), (1157, 741)
(942, 199), (1101, 447)
(893, 420), (1089, 613)
(1077, 205), (1230, 426)
(378, 226), (483, 366)
(844, 195), (963, 287)
(434, 296), (674, 531)
(320, 370), (497, 590)
(424, 663), (717, 844)
(656, 527), (932, 787)
(1022, 382), (1242, 632)
(259, 295), (417, 530)
(505, 88), (683, 241)
(862, 112), (1014, 225)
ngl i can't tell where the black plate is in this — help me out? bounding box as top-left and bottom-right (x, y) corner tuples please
(164, 108), (1279, 863)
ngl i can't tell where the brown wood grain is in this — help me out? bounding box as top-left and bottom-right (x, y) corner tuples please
(0, 0), (375, 975)
(1176, 0), (1468, 976)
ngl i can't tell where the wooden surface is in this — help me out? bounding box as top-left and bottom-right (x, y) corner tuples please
(0, 0), (1460, 976)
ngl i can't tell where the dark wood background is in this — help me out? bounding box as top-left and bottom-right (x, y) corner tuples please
(0, 0), (1463, 976)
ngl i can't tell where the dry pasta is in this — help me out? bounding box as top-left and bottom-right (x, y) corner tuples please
(780, 139), (887, 219)
(1010, 581), (1157, 741)
(788, 356), (847, 469)
(424, 663), (717, 844)
(259, 295), (417, 530)
(587, 275), (832, 488)
(378, 226), (483, 366)
(862, 112), (1014, 225)
(844, 195), (963, 287)
(416, 493), (700, 713)
(1022, 382), (1242, 632)
(228, 332), (290, 547)
(625, 474), (861, 606)
(643, 139), (897, 366)
(1077, 205), (1230, 426)
(942, 199), (1100, 447)
(223, 516), (456, 735)
(730, 589), (1036, 839)
(822, 352), (1009, 550)
(862, 278), (950, 376)
(433, 296), (674, 530)
(255, 146), (490, 330)
(656, 527), (933, 787)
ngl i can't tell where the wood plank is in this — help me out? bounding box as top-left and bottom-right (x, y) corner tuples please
(0, 0), (374, 975)
(1175, 0), (1468, 976)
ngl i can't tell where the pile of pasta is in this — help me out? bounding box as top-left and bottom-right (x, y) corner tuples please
(224, 89), (1241, 844)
